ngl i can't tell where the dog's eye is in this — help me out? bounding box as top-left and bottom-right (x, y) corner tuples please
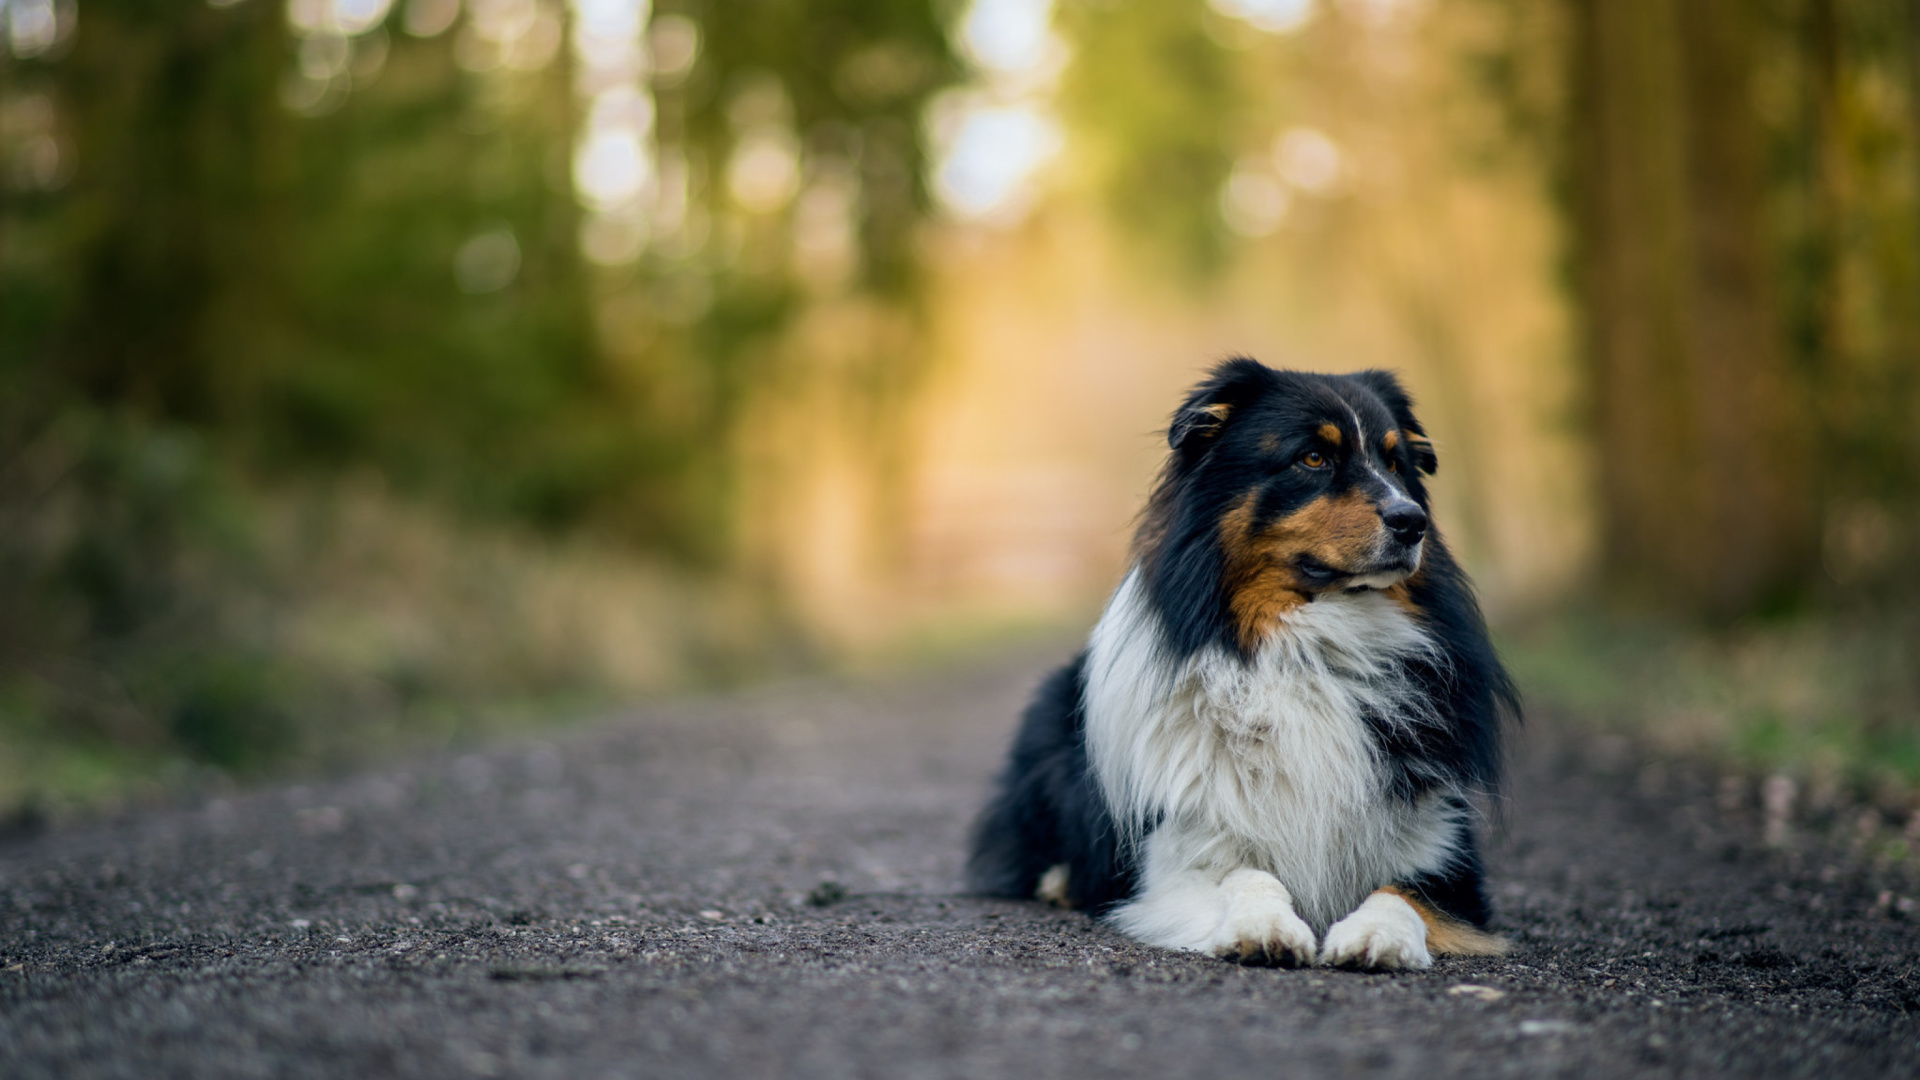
(1300, 451), (1328, 469)
(1386, 458), (1399, 473)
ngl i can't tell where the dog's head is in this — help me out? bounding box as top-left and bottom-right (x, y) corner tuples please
(1140, 358), (1440, 653)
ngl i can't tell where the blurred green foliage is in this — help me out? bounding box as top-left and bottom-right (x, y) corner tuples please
(1555, 0), (1920, 612)
(0, 0), (955, 807)
(1504, 604), (1920, 807)
(1056, 0), (1239, 276)
(0, 404), (297, 790)
(690, 0), (954, 295)
(6, 0), (646, 541)
(3, 0), (958, 552)
(1754, 0), (1920, 513)
(0, 398), (775, 814)
(3, 0), (1918, 816)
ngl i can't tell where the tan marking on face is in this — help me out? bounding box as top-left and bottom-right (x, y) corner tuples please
(1271, 490), (1386, 569)
(1381, 582), (1419, 615)
(1406, 434), (1436, 473)
(1218, 493), (1309, 651)
(1317, 423), (1342, 446)
(1380, 566), (1427, 615)
(1218, 490), (1387, 650)
(1382, 430), (1400, 453)
(1201, 403), (1232, 422)
(1377, 886), (1510, 957)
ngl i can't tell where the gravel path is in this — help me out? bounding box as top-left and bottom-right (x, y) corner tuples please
(3, 650), (1919, 1079)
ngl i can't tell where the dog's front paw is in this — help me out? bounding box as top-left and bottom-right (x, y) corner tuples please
(1208, 869), (1317, 967)
(1213, 906), (1318, 967)
(1319, 891), (1432, 972)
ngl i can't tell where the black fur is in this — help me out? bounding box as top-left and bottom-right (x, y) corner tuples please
(966, 359), (1519, 930)
(1398, 821), (1495, 928)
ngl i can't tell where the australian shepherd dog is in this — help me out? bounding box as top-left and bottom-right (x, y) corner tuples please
(967, 358), (1519, 971)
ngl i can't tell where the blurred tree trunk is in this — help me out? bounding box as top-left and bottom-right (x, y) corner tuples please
(1568, 0), (1817, 617)
(56, 0), (288, 423)
(1803, 0), (1846, 388)
(1904, 0), (1920, 505)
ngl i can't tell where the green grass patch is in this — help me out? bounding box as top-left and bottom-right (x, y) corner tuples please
(1501, 605), (1920, 806)
(0, 409), (797, 822)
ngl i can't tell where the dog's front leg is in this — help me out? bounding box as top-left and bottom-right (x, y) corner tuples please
(1107, 827), (1317, 967)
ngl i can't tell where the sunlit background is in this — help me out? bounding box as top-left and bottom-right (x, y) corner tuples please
(3, 0), (1919, 824)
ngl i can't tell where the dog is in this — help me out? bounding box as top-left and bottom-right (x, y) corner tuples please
(966, 358), (1518, 971)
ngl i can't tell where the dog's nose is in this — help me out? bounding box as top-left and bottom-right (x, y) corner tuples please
(1382, 501), (1427, 545)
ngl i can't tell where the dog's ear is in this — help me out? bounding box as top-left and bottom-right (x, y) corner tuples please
(1347, 368), (1435, 475)
(1169, 358), (1273, 461)
(1405, 433), (1438, 476)
(1168, 401), (1233, 451)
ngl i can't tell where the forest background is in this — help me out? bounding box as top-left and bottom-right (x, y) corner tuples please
(2, 0), (1917, 834)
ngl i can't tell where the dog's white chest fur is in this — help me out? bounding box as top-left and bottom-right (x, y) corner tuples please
(1083, 570), (1462, 932)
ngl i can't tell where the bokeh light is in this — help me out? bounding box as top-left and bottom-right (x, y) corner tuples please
(3, 0), (69, 57)
(569, 0), (653, 264)
(928, 0), (1063, 224)
(1220, 161), (1289, 237)
(1273, 127), (1342, 195)
(1207, 0), (1312, 35)
(958, 0), (1057, 75)
(929, 99), (1061, 222)
(575, 128), (653, 212)
(454, 226), (521, 293)
(401, 0), (458, 38)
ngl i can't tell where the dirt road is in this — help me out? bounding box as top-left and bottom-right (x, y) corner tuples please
(3, 650), (1918, 1078)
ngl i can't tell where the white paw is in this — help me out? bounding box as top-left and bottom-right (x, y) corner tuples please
(1035, 864), (1072, 908)
(1206, 869), (1318, 967)
(1319, 891), (1433, 971)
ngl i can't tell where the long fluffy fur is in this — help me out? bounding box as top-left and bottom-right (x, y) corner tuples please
(966, 358), (1519, 967)
(1085, 570), (1464, 933)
